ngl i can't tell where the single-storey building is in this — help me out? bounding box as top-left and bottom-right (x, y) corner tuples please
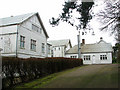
(65, 37), (113, 64)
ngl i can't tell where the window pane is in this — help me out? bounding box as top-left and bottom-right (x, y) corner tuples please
(20, 36), (25, 48)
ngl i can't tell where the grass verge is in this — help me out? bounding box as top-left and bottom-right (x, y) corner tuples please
(14, 65), (85, 88)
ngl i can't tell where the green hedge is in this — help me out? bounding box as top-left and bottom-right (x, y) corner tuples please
(2, 57), (83, 88)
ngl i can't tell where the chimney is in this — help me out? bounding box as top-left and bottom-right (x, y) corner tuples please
(82, 39), (85, 45)
(100, 37), (103, 40)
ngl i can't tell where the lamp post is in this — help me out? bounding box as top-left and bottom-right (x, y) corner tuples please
(77, 30), (81, 58)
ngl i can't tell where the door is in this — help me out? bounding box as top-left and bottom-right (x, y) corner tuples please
(92, 55), (96, 64)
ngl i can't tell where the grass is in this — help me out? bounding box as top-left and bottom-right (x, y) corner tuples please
(14, 65), (85, 88)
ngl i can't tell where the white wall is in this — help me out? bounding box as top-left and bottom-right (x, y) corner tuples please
(66, 43), (71, 51)
(17, 15), (48, 58)
(65, 53), (78, 58)
(65, 52), (112, 64)
(52, 46), (65, 57)
(0, 25), (17, 57)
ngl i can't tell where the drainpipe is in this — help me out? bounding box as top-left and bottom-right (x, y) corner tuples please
(16, 26), (19, 58)
(77, 31), (81, 58)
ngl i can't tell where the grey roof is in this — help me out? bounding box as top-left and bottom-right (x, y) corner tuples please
(66, 40), (113, 54)
(0, 12), (49, 38)
(0, 13), (35, 26)
(48, 39), (72, 47)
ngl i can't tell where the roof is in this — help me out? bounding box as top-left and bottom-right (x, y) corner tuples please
(0, 13), (35, 26)
(0, 12), (49, 38)
(66, 39), (113, 54)
(48, 39), (72, 47)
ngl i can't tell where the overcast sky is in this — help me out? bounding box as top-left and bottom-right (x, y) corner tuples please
(0, 0), (117, 46)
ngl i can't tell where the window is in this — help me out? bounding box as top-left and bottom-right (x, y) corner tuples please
(59, 47), (60, 50)
(84, 55), (90, 60)
(32, 24), (39, 32)
(48, 45), (50, 54)
(70, 56), (77, 58)
(100, 55), (107, 60)
(31, 39), (36, 51)
(51, 50), (53, 57)
(42, 43), (45, 53)
(20, 35), (25, 48)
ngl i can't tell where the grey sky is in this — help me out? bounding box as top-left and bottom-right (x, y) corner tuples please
(0, 0), (116, 46)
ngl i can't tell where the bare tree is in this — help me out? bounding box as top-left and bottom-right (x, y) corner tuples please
(97, 0), (120, 42)
(97, 0), (120, 63)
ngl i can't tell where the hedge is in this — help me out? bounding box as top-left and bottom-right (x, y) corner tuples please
(2, 57), (83, 88)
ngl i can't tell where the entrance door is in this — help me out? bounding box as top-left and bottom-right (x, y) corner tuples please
(92, 55), (96, 64)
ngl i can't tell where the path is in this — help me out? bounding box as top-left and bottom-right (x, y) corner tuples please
(42, 64), (118, 88)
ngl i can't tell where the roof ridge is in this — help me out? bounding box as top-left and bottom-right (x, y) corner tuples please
(0, 12), (37, 19)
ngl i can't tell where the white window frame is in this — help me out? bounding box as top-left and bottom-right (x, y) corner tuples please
(84, 55), (90, 60)
(100, 55), (107, 60)
(31, 39), (36, 51)
(70, 56), (77, 58)
(20, 35), (25, 49)
(48, 45), (50, 54)
(42, 43), (45, 53)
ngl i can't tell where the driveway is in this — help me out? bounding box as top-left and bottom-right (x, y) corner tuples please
(42, 64), (119, 88)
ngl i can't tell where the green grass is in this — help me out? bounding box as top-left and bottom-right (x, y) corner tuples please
(15, 65), (84, 88)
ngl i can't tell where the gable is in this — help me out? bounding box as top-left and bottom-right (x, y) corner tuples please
(48, 39), (70, 47)
(0, 12), (49, 38)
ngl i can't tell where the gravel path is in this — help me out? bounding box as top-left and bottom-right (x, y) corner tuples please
(42, 64), (118, 88)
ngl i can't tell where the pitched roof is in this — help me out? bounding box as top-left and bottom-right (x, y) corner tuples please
(0, 13), (35, 26)
(66, 40), (113, 54)
(0, 12), (49, 38)
(48, 39), (72, 47)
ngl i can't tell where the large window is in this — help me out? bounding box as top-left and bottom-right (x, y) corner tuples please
(84, 55), (90, 60)
(31, 39), (36, 51)
(42, 43), (45, 53)
(20, 35), (25, 49)
(100, 55), (107, 60)
(32, 24), (40, 32)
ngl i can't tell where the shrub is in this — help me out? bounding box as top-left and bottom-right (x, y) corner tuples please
(2, 57), (83, 88)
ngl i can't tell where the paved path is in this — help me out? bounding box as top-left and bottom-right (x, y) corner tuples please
(42, 64), (119, 88)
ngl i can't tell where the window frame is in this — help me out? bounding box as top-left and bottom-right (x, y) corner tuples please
(30, 39), (36, 51)
(48, 45), (50, 54)
(84, 55), (91, 61)
(42, 43), (45, 53)
(20, 35), (25, 49)
(100, 55), (107, 60)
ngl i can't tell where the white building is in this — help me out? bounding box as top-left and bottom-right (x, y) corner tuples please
(0, 12), (49, 58)
(47, 43), (52, 57)
(48, 39), (72, 57)
(65, 38), (113, 64)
